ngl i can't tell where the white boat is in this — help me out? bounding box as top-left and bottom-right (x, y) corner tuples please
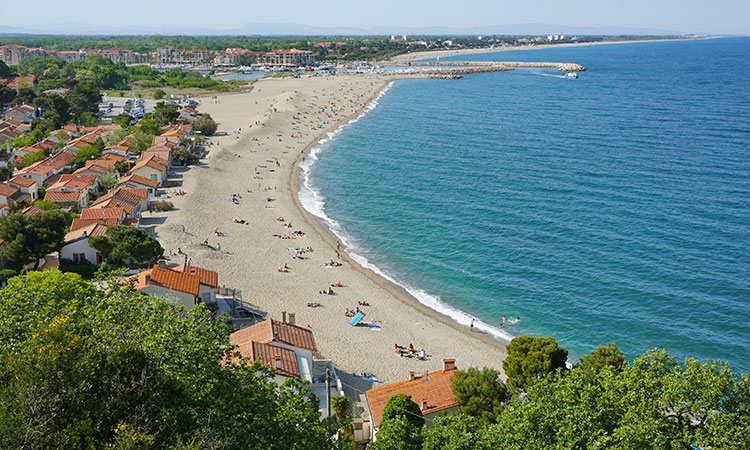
(565, 72), (578, 79)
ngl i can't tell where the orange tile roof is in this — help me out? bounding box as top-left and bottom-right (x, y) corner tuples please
(230, 339), (300, 378)
(230, 319), (317, 352)
(90, 198), (135, 215)
(80, 207), (126, 220)
(130, 155), (167, 173)
(48, 173), (97, 192)
(70, 217), (119, 230)
(9, 176), (36, 188)
(64, 222), (108, 244)
(118, 174), (159, 189)
(44, 191), (83, 203)
(147, 264), (200, 296)
(22, 205), (46, 216)
(0, 183), (20, 198)
(174, 264), (218, 288)
(119, 186), (149, 199)
(366, 363), (458, 428)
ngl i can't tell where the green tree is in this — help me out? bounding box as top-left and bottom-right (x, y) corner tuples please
(89, 225), (164, 266)
(193, 115), (217, 136)
(492, 350), (750, 450)
(97, 172), (119, 191)
(73, 145), (101, 167)
(0, 210), (70, 270)
(132, 117), (160, 135)
(153, 89), (166, 99)
(579, 342), (625, 372)
(422, 414), (482, 450)
(0, 84), (16, 107)
(382, 393), (425, 430)
(19, 151), (46, 167)
(0, 270), (335, 449)
(0, 165), (12, 182)
(368, 415), (423, 450)
(32, 199), (60, 210)
(451, 367), (509, 425)
(0, 60), (11, 78)
(152, 102), (180, 126)
(503, 336), (568, 392)
(332, 395), (351, 419)
(113, 113), (133, 128)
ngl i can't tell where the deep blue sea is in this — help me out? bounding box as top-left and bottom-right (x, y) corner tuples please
(299, 37), (750, 373)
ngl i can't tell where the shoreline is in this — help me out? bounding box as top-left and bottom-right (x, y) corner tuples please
(288, 77), (512, 352)
(389, 36), (719, 62)
(153, 73), (508, 384)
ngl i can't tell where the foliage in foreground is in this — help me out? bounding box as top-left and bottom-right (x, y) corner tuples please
(369, 341), (750, 450)
(0, 270), (334, 449)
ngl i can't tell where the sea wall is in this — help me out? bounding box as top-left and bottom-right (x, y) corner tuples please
(391, 60), (587, 72)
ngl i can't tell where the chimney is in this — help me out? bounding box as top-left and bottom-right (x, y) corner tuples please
(281, 310), (287, 324)
(421, 400), (428, 411)
(288, 312), (296, 326)
(274, 355), (281, 369)
(443, 358), (456, 372)
(409, 371), (416, 381)
(157, 259), (166, 268)
(98, 218), (105, 225)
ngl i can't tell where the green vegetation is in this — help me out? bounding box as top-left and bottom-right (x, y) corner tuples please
(0, 210), (71, 271)
(152, 101), (180, 126)
(153, 88), (166, 99)
(72, 145), (101, 167)
(193, 115), (218, 136)
(502, 335), (568, 392)
(0, 84), (16, 106)
(450, 367), (508, 426)
(0, 270), (335, 449)
(370, 395), (424, 450)
(150, 200), (174, 212)
(19, 151), (46, 167)
(89, 225), (164, 266)
(369, 344), (749, 450)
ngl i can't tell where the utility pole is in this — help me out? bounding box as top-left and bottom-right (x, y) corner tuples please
(325, 368), (332, 422)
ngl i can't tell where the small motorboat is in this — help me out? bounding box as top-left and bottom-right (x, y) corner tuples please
(565, 72), (578, 79)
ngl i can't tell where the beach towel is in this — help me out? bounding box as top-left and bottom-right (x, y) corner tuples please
(349, 312), (365, 326)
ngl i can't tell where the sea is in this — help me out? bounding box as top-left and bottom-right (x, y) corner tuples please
(299, 37), (750, 373)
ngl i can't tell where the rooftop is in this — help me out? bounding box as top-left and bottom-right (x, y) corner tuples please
(230, 319), (317, 352)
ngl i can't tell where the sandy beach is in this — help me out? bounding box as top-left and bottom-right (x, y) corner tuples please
(149, 73), (506, 385)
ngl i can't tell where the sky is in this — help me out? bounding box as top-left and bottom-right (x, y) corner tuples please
(2, 0), (749, 35)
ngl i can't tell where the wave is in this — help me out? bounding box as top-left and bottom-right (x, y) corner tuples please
(298, 81), (515, 344)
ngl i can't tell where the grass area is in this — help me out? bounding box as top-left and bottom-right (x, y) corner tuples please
(102, 80), (250, 100)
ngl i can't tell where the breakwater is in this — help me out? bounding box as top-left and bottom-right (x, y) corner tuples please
(384, 60), (586, 78)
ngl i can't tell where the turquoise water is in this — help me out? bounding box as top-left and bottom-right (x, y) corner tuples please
(299, 38), (750, 372)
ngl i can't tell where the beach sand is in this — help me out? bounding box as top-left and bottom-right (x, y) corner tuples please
(149, 74), (506, 386)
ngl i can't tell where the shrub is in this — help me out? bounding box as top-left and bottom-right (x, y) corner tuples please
(150, 200), (173, 212)
(153, 89), (166, 99)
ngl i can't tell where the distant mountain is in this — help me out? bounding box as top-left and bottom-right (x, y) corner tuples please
(0, 22), (692, 37)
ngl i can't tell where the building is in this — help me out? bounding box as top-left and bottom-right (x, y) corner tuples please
(8, 176), (39, 202)
(60, 222), (109, 264)
(0, 44), (28, 65)
(129, 155), (168, 185)
(365, 359), (459, 438)
(131, 263), (217, 309)
(4, 104), (36, 123)
(261, 49), (314, 67)
(229, 316), (343, 417)
(117, 174), (160, 196)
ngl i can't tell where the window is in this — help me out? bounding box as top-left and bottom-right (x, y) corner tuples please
(72, 253), (79, 263)
(96, 252), (103, 264)
(150, 174), (157, 181)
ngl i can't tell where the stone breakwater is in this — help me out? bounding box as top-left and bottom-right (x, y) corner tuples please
(391, 60), (587, 73)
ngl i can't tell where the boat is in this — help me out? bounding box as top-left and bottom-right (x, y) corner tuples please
(565, 72), (578, 79)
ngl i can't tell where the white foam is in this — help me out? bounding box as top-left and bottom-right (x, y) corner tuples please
(298, 81), (514, 344)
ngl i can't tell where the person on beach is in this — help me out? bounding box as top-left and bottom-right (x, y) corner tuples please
(470, 319), (475, 332)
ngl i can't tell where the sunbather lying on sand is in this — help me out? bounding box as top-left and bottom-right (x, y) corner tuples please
(278, 263), (290, 273)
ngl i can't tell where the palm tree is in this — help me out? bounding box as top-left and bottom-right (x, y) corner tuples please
(331, 395), (351, 419)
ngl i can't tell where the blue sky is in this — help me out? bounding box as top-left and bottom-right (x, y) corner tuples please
(3, 0), (749, 34)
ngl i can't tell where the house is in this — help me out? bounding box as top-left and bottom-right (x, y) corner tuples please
(0, 125), (23, 141)
(65, 133), (99, 152)
(131, 263), (216, 309)
(102, 145), (130, 158)
(79, 206), (127, 223)
(46, 173), (98, 206)
(2, 118), (32, 132)
(70, 216), (120, 231)
(16, 151), (75, 186)
(12, 145), (45, 164)
(8, 176), (39, 202)
(74, 158), (118, 177)
(3, 104), (36, 123)
(60, 222), (108, 265)
(228, 316), (343, 417)
(0, 182), (24, 205)
(43, 88), (71, 96)
(141, 147), (172, 167)
(117, 174), (159, 195)
(129, 155), (168, 185)
(44, 190), (87, 209)
(90, 186), (148, 217)
(22, 205), (46, 216)
(365, 359), (459, 437)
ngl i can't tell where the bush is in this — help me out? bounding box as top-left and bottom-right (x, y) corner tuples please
(153, 89), (166, 99)
(58, 259), (104, 279)
(150, 200), (173, 212)
(193, 116), (217, 136)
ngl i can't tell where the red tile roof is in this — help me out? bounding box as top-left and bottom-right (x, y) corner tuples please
(230, 339), (300, 378)
(44, 191), (83, 203)
(70, 217), (119, 230)
(118, 174), (159, 189)
(0, 183), (20, 198)
(174, 264), (218, 288)
(64, 222), (108, 244)
(22, 205), (46, 216)
(9, 176), (36, 188)
(130, 155), (168, 173)
(366, 362), (458, 428)
(230, 319), (317, 352)
(147, 264), (201, 296)
(80, 207), (126, 220)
